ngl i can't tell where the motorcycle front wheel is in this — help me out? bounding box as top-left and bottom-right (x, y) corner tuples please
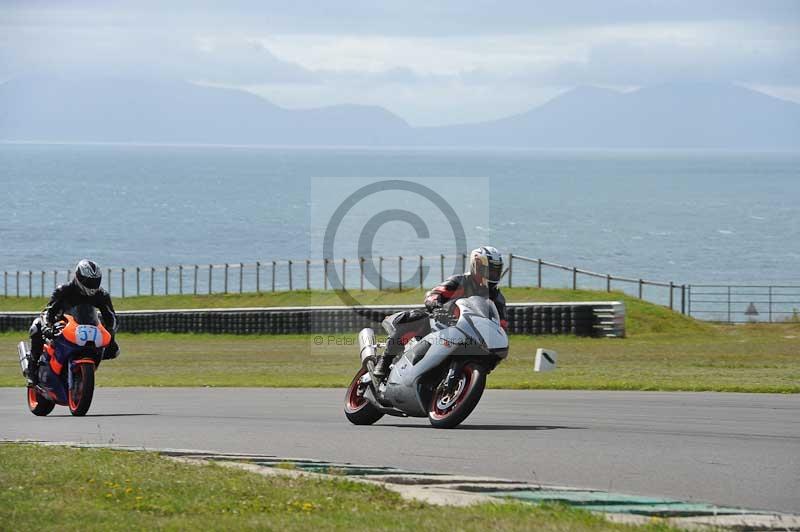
(68, 363), (95, 417)
(344, 367), (384, 425)
(428, 363), (486, 429)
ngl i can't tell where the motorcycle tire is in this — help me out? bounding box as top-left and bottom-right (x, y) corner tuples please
(344, 367), (384, 425)
(27, 387), (55, 416)
(428, 363), (486, 429)
(68, 363), (95, 417)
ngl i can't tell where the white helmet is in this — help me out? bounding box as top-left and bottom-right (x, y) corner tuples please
(74, 259), (102, 296)
(469, 246), (503, 287)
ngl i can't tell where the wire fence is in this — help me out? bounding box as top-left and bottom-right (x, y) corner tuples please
(0, 254), (682, 306)
(687, 285), (800, 323)
(1, 256), (796, 323)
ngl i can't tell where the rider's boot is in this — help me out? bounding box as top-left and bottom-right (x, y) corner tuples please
(373, 340), (401, 378)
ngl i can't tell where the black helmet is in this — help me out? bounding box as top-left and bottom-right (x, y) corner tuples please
(74, 259), (102, 296)
(469, 246), (503, 286)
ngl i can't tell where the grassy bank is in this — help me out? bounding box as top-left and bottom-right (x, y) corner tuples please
(0, 286), (706, 336)
(0, 443), (674, 531)
(2, 324), (797, 392)
(2, 288), (796, 392)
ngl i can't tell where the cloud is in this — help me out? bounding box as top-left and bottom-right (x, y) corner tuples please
(1, 2), (799, 125)
(0, 28), (316, 84)
(3, 1), (798, 36)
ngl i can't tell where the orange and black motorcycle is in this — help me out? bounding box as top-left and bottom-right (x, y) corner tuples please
(18, 304), (112, 416)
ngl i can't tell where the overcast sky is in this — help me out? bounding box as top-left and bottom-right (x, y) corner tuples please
(2, 1), (798, 126)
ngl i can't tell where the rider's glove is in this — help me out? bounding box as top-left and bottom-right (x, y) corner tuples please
(424, 298), (443, 312)
(41, 326), (55, 340)
(500, 319), (509, 331)
(431, 307), (452, 325)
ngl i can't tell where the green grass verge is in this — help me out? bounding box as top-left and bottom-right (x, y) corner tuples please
(0, 286), (709, 336)
(2, 324), (798, 392)
(0, 443), (676, 531)
(2, 288), (797, 392)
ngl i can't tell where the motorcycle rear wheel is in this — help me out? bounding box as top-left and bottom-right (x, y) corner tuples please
(68, 363), (95, 417)
(27, 386), (55, 416)
(344, 367), (384, 425)
(428, 363), (486, 429)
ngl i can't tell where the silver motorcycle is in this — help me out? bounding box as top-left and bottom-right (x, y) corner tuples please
(344, 296), (509, 429)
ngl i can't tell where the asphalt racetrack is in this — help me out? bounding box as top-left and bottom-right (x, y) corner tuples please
(2, 388), (798, 513)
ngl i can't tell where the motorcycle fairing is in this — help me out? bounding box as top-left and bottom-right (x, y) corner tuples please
(61, 314), (111, 348)
(384, 328), (468, 417)
(36, 360), (67, 404)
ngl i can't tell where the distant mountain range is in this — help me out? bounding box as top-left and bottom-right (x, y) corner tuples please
(1, 75), (798, 148)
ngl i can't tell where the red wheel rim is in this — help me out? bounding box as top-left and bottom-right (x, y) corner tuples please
(345, 368), (368, 412)
(430, 366), (473, 420)
(27, 387), (38, 409)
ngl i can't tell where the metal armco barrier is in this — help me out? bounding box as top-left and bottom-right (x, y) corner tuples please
(0, 302), (625, 338)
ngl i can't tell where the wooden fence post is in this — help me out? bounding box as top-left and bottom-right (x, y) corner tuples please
(537, 260), (542, 288)
(681, 284), (686, 315)
(669, 281), (674, 310)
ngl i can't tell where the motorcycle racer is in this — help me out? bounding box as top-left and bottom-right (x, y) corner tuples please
(373, 246), (507, 377)
(24, 259), (119, 386)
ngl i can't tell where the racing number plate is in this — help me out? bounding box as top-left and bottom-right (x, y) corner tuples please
(75, 324), (99, 346)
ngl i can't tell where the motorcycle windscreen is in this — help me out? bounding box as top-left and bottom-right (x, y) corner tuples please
(457, 296), (500, 321)
(65, 304), (102, 325)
